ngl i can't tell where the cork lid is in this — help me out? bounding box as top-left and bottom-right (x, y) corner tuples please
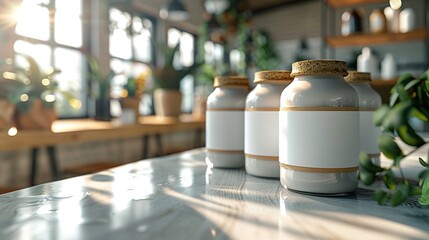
(291, 60), (348, 77)
(213, 76), (249, 87)
(254, 70), (293, 84)
(345, 71), (371, 83)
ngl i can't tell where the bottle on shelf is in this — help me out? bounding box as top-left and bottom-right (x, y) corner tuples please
(341, 9), (362, 36)
(381, 53), (397, 80)
(369, 8), (387, 34)
(357, 47), (380, 79)
(399, 8), (416, 33)
(384, 6), (400, 33)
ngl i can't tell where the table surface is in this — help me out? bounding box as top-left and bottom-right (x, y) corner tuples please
(0, 148), (427, 240)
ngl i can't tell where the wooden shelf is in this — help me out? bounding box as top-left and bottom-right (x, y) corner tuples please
(326, 29), (428, 47)
(327, 0), (387, 8)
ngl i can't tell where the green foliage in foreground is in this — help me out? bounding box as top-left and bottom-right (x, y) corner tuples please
(360, 70), (429, 206)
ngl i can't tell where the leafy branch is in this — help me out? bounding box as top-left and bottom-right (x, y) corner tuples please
(360, 70), (429, 206)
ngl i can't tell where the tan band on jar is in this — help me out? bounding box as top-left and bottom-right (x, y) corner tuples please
(206, 148), (244, 154)
(245, 153), (279, 161)
(245, 107), (279, 112)
(280, 163), (359, 173)
(206, 108), (245, 111)
(280, 106), (359, 111)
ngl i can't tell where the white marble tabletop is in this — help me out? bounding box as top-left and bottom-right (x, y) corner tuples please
(0, 148), (428, 240)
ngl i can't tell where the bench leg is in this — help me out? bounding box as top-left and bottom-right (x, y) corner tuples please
(30, 148), (39, 186)
(47, 146), (59, 180)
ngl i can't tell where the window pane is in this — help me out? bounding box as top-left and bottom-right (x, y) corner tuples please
(14, 40), (52, 69)
(55, 0), (82, 47)
(54, 48), (86, 117)
(15, 2), (50, 41)
(167, 28), (181, 47)
(109, 8), (132, 59)
(133, 17), (153, 62)
(180, 32), (194, 67)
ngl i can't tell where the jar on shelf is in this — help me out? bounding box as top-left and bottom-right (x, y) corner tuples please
(357, 47), (380, 79)
(279, 60), (360, 195)
(369, 8), (387, 34)
(245, 70), (293, 178)
(206, 76), (249, 168)
(381, 53), (397, 80)
(399, 8), (416, 33)
(341, 9), (362, 36)
(345, 71), (382, 165)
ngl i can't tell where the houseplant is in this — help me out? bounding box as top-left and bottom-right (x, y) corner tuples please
(120, 70), (149, 122)
(359, 69), (429, 206)
(87, 56), (116, 121)
(1, 54), (79, 129)
(151, 43), (200, 117)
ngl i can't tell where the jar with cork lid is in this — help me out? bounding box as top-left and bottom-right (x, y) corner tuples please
(345, 71), (382, 165)
(206, 76), (250, 168)
(245, 70), (293, 178)
(279, 60), (360, 195)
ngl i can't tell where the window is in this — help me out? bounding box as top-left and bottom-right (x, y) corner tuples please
(167, 28), (196, 113)
(109, 7), (156, 116)
(14, 0), (86, 118)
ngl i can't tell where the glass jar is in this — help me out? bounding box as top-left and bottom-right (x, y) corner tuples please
(279, 60), (360, 195)
(345, 71), (382, 165)
(245, 70), (293, 178)
(206, 76), (249, 168)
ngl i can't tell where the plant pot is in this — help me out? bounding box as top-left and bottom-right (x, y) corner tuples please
(15, 99), (57, 130)
(154, 89), (182, 117)
(0, 99), (15, 129)
(121, 97), (140, 123)
(95, 98), (111, 121)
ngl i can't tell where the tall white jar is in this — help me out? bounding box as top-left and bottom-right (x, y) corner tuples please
(206, 76), (250, 168)
(279, 60), (360, 195)
(245, 71), (293, 178)
(345, 71), (382, 164)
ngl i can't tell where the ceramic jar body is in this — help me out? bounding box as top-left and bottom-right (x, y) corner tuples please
(245, 81), (290, 178)
(206, 79), (249, 168)
(346, 73), (382, 165)
(279, 61), (360, 195)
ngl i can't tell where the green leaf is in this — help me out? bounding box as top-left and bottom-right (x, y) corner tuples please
(359, 167), (376, 186)
(373, 105), (390, 126)
(391, 183), (410, 207)
(397, 73), (415, 86)
(359, 152), (384, 172)
(383, 169), (396, 190)
(396, 84), (412, 103)
(377, 135), (404, 160)
(411, 107), (429, 122)
(382, 102), (412, 130)
(404, 79), (421, 91)
(418, 169), (429, 186)
(419, 158), (429, 168)
(389, 91), (399, 107)
(396, 124), (425, 147)
(373, 190), (389, 205)
(418, 176), (429, 205)
(409, 185), (422, 196)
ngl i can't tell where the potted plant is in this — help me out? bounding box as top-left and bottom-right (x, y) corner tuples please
(151, 43), (200, 117)
(120, 70), (150, 123)
(0, 73), (22, 130)
(360, 69), (429, 206)
(1, 54), (79, 130)
(87, 56), (116, 121)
